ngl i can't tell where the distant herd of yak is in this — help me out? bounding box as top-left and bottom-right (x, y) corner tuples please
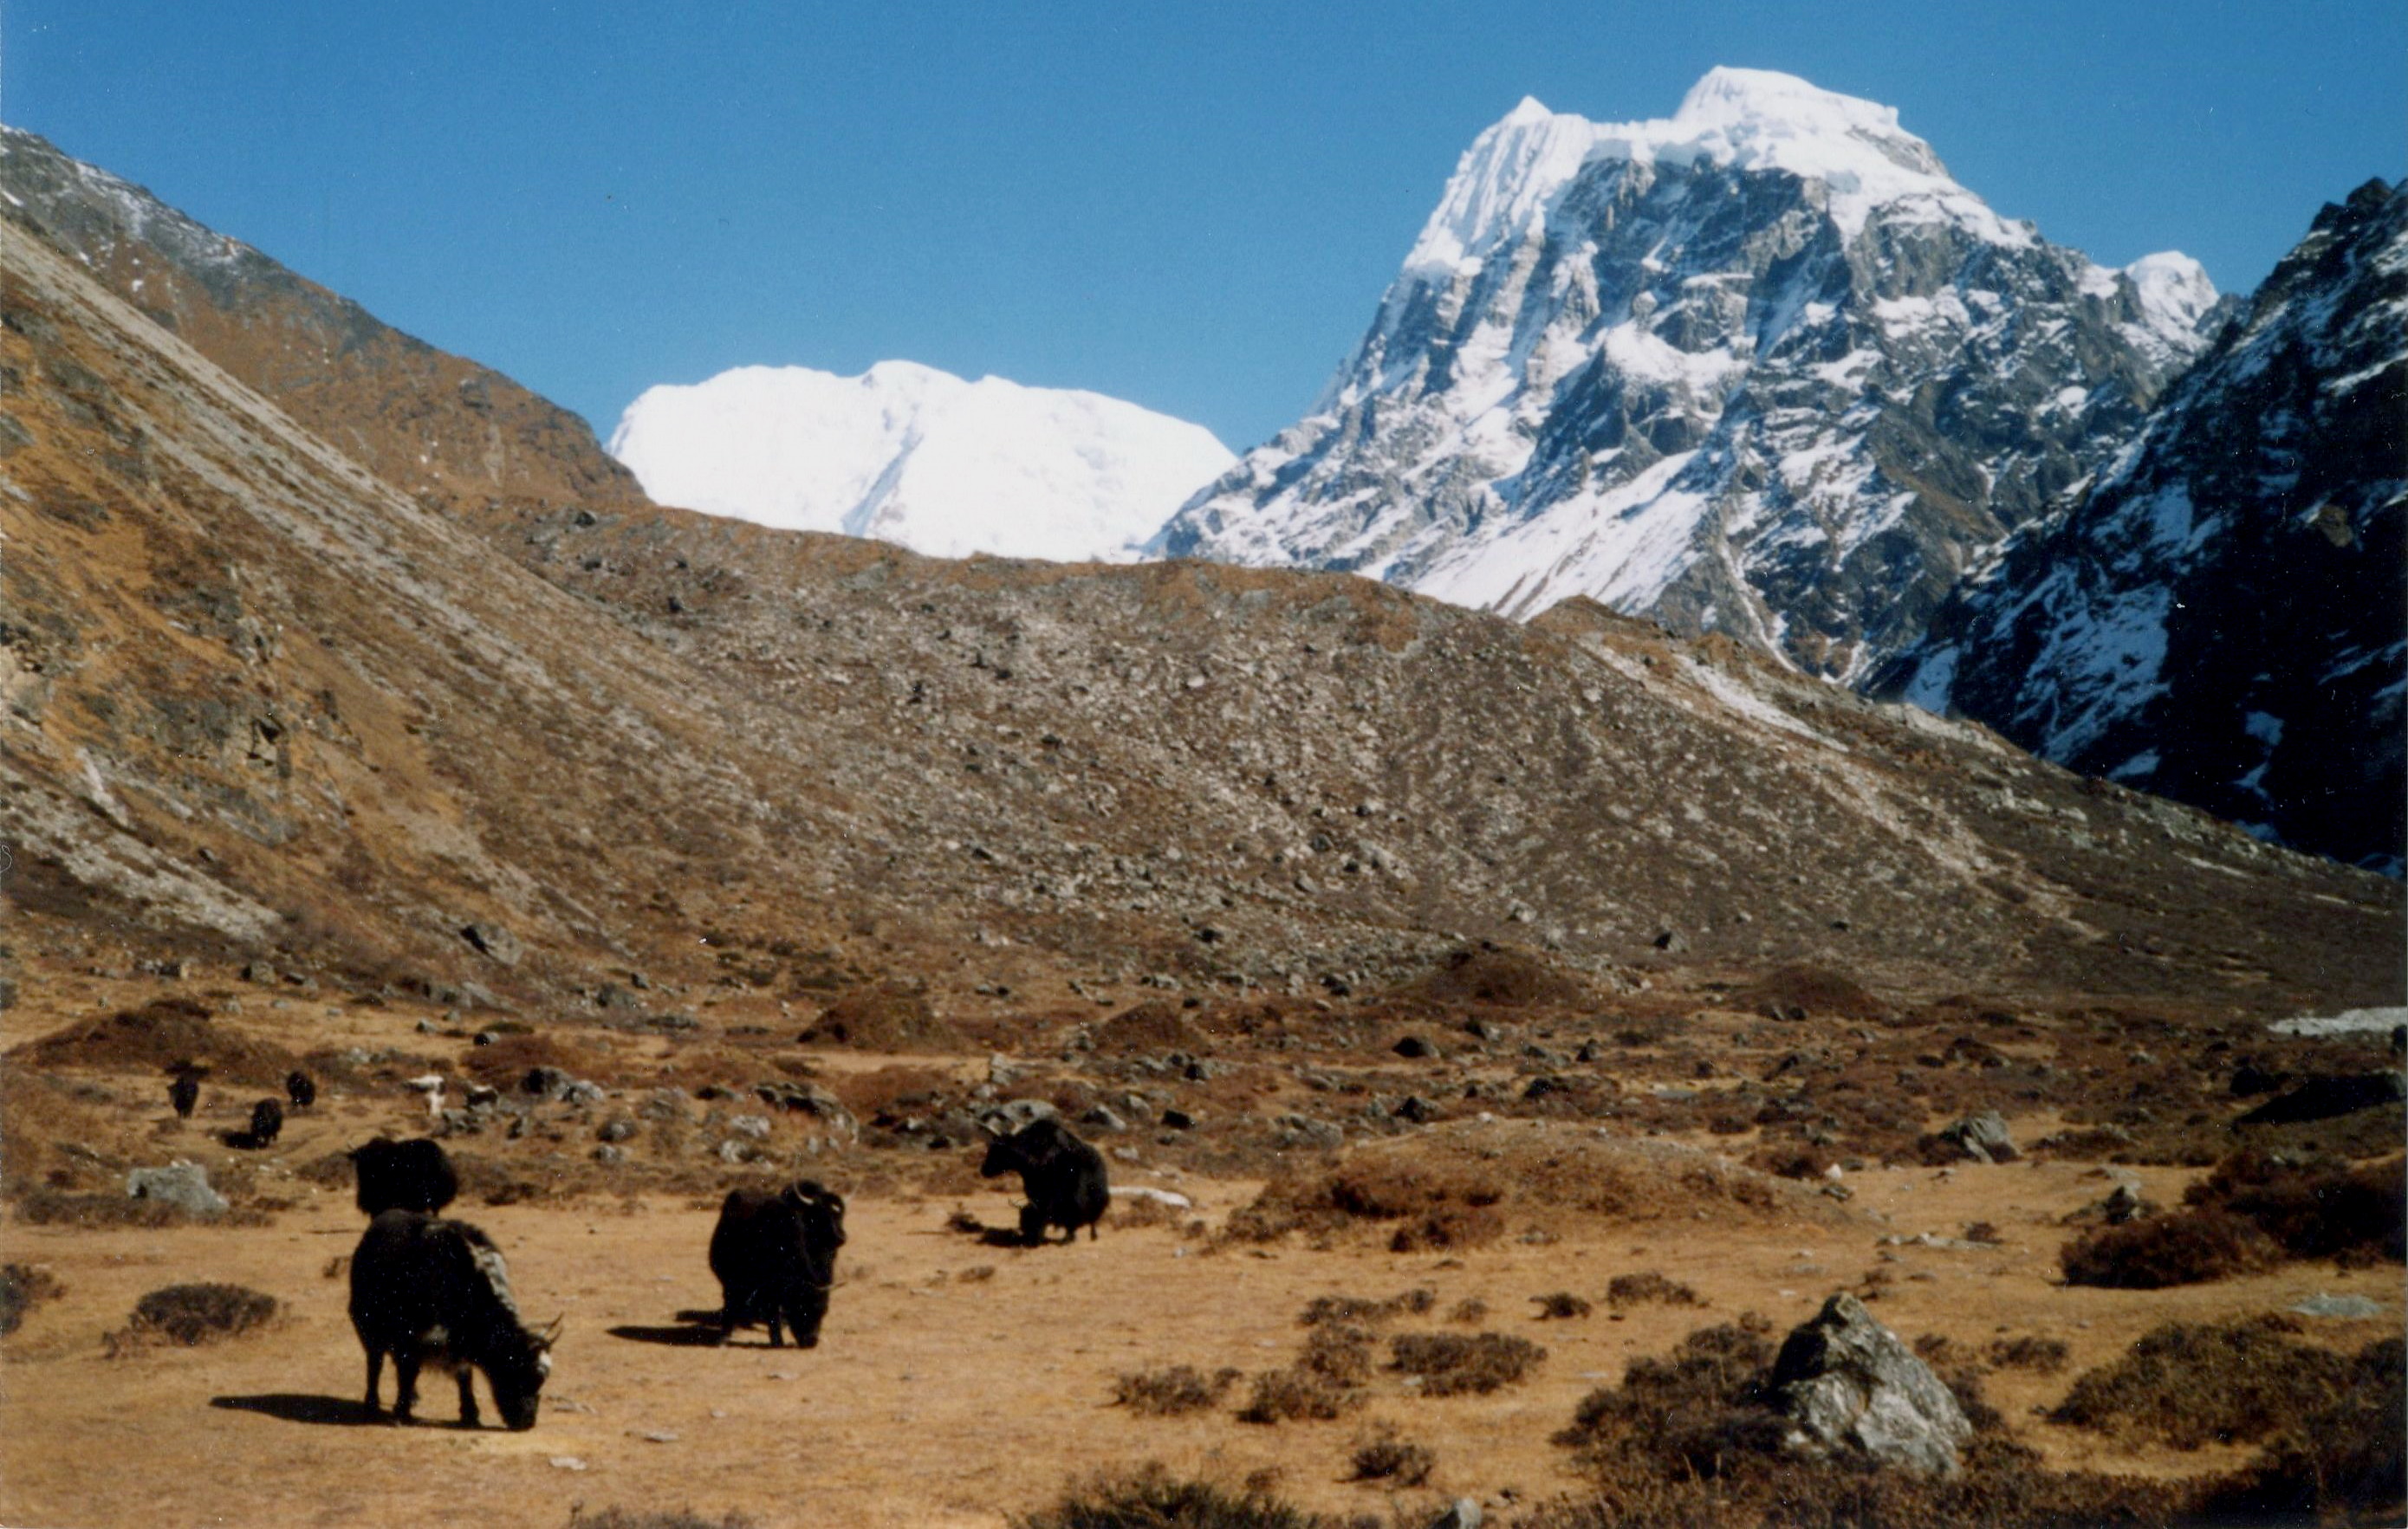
(166, 1067), (1109, 1430)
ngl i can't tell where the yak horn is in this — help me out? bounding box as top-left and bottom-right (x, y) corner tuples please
(541, 1315), (566, 1344)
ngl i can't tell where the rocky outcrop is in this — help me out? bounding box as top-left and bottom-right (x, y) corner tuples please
(1769, 1293), (1970, 1474)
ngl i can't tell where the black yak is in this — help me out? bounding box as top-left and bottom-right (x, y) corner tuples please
(168, 1072), (199, 1121)
(980, 1116), (1108, 1244)
(286, 1070), (316, 1110)
(349, 1209), (557, 1429)
(247, 1098), (284, 1146)
(707, 1181), (846, 1348)
(350, 1137), (458, 1215)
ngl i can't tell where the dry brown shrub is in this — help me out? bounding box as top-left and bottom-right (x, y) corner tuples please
(567, 1508), (756, 1529)
(2185, 1149), (2405, 1263)
(1014, 1464), (1340, 1529)
(1605, 1271), (1697, 1308)
(1300, 1325), (1377, 1386)
(1228, 1127), (1832, 1252)
(11, 997), (297, 1085)
(1299, 1289), (1436, 1327)
(458, 1031), (600, 1089)
(826, 1064), (960, 1118)
(799, 985), (955, 1050)
(1389, 1331), (1545, 1396)
(1534, 1292), (1593, 1319)
(1988, 1335), (2069, 1373)
(1236, 1366), (1361, 1424)
(1349, 1422), (1435, 1486)
(120, 1283), (279, 1348)
(1734, 964), (1886, 1023)
(2059, 1207), (2283, 1288)
(2192, 1337), (2405, 1525)
(0, 1264), (64, 1335)
(1091, 1000), (1204, 1055)
(2051, 1316), (2366, 1449)
(1114, 1364), (1241, 1416)
(1446, 1298), (1488, 1325)
(1399, 942), (1594, 1008)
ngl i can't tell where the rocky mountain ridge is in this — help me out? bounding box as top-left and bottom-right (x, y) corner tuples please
(1882, 178), (2407, 872)
(1158, 68), (2222, 683)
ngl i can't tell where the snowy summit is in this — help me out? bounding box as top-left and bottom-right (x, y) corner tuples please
(1160, 67), (2221, 682)
(610, 361), (1234, 563)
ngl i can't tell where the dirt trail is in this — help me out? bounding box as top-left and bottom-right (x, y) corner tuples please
(5, 1142), (2399, 1527)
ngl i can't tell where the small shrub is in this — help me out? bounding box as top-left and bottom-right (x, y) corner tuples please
(1114, 1364), (1240, 1417)
(1533, 1292), (1592, 1319)
(2059, 1207), (2282, 1288)
(0, 1263), (64, 1335)
(1236, 1367), (1361, 1424)
(1013, 1464), (1340, 1529)
(1988, 1335), (2068, 1373)
(1446, 1297), (1488, 1325)
(1299, 1289), (1433, 1327)
(123, 1284), (279, 1348)
(1300, 1324), (1377, 1386)
(2050, 1315), (2359, 1449)
(1604, 1271), (1696, 1308)
(1389, 1331), (1545, 1396)
(1350, 1423), (1436, 1486)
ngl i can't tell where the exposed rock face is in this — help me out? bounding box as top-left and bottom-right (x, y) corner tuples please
(1159, 69), (2217, 683)
(1769, 1293), (1970, 1474)
(1884, 181), (2407, 874)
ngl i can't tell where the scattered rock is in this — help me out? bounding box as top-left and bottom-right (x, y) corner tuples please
(1426, 1499), (1482, 1529)
(1079, 1105), (1127, 1133)
(125, 1161), (228, 1217)
(2290, 1293), (2384, 1318)
(1769, 1292), (1971, 1475)
(726, 1114), (772, 1141)
(597, 1117), (639, 1144)
(458, 922), (522, 966)
(1393, 1034), (1437, 1059)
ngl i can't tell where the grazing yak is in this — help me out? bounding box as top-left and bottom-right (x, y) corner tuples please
(350, 1137), (459, 1216)
(167, 1072), (199, 1121)
(349, 1208), (558, 1429)
(707, 1181), (846, 1348)
(247, 1098), (284, 1147)
(286, 1070), (316, 1110)
(980, 1116), (1109, 1245)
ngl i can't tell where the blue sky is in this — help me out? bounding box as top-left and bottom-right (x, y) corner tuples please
(6, 3), (2402, 449)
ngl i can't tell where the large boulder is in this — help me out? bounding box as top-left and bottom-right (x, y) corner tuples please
(125, 1161), (229, 1217)
(1769, 1293), (1971, 1474)
(1937, 1110), (2019, 1163)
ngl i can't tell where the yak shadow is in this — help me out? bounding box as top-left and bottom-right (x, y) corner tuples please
(944, 1211), (1036, 1250)
(607, 1322), (728, 1349)
(210, 1393), (383, 1427)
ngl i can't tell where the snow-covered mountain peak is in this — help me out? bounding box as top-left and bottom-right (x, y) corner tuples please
(1404, 95), (1599, 276)
(610, 362), (1233, 564)
(2122, 251), (2219, 336)
(1404, 69), (2017, 282)
(1163, 68), (2219, 684)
